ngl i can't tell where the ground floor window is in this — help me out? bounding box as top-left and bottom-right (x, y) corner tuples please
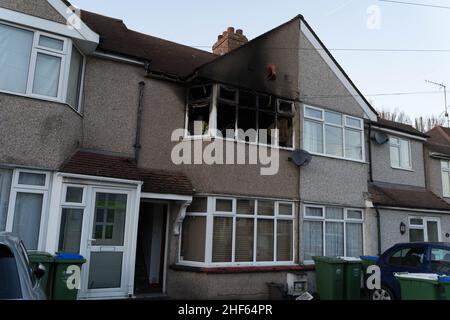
(1, 170), (50, 251)
(409, 216), (441, 242)
(303, 205), (363, 262)
(180, 196), (295, 266)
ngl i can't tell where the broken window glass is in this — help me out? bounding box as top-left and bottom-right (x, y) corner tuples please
(187, 104), (210, 135)
(277, 116), (293, 148)
(239, 91), (257, 108)
(187, 85), (212, 135)
(237, 107), (257, 142)
(258, 111), (276, 145)
(217, 102), (236, 138)
(219, 85), (237, 102)
(278, 100), (294, 116)
(258, 94), (275, 111)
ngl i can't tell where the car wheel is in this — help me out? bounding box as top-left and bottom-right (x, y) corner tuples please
(371, 286), (394, 300)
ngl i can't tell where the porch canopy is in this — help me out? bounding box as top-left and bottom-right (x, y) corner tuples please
(369, 181), (450, 211)
(59, 150), (194, 196)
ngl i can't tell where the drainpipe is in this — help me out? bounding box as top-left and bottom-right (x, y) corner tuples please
(368, 121), (382, 255)
(134, 81), (146, 163)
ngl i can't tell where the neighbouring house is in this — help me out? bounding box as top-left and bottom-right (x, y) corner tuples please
(1, 0), (450, 300)
(367, 120), (450, 253)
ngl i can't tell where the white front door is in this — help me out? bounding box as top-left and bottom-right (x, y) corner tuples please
(79, 188), (133, 298)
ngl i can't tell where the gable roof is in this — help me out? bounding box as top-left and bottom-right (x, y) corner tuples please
(374, 118), (429, 138)
(79, 10), (217, 78)
(299, 18), (378, 121)
(60, 151), (194, 196)
(369, 182), (450, 211)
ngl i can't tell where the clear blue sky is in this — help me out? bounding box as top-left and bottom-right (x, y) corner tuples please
(71, 0), (450, 121)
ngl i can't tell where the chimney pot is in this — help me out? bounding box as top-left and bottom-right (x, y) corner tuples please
(213, 26), (248, 55)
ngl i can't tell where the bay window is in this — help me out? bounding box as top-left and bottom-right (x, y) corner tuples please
(303, 105), (364, 161)
(303, 205), (363, 262)
(180, 197), (295, 266)
(0, 22), (85, 111)
(389, 136), (411, 170)
(441, 160), (450, 197)
(186, 84), (295, 149)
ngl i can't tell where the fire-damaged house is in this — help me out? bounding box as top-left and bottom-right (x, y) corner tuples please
(1, 0), (450, 299)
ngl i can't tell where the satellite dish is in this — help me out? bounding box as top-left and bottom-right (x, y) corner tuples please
(372, 131), (389, 145)
(289, 150), (312, 167)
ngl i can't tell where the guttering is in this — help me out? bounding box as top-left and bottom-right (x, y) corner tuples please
(430, 152), (450, 160)
(370, 125), (427, 141)
(58, 172), (143, 186)
(374, 205), (450, 214)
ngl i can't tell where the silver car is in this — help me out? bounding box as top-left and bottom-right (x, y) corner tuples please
(0, 232), (47, 300)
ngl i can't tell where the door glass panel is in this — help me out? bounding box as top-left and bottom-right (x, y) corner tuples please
(58, 208), (83, 253)
(409, 228), (424, 242)
(0, 169), (12, 231)
(88, 252), (123, 289)
(427, 221), (439, 242)
(92, 193), (127, 246)
(12, 193), (43, 250)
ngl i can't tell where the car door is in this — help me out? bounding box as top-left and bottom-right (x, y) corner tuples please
(381, 245), (426, 297)
(427, 245), (450, 275)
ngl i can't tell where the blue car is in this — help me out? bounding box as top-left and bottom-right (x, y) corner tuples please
(371, 242), (450, 300)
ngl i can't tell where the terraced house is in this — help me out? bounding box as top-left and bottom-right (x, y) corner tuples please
(1, 0), (449, 300)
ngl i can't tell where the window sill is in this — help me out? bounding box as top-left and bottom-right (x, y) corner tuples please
(307, 151), (368, 164)
(0, 89), (82, 117)
(182, 135), (295, 151)
(171, 264), (314, 273)
(390, 166), (414, 172)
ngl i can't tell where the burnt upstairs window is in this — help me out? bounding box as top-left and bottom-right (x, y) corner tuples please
(237, 91), (257, 142)
(187, 85), (212, 136)
(217, 86), (237, 138)
(258, 95), (276, 146)
(276, 100), (294, 148)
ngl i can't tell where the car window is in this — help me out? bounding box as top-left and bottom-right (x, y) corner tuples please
(430, 248), (450, 274)
(388, 247), (425, 269)
(0, 244), (22, 299)
(18, 241), (36, 287)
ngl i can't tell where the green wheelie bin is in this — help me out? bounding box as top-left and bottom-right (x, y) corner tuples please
(341, 257), (362, 300)
(438, 276), (450, 300)
(313, 256), (345, 300)
(395, 273), (442, 300)
(52, 253), (86, 300)
(27, 251), (55, 299)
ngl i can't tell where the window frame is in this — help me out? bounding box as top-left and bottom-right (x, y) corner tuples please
(389, 135), (412, 170)
(303, 105), (365, 162)
(408, 216), (441, 242)
(441, 160), (450, 198)
(56, 184), (86, 254)
(179, 196), (296, 267)
(302, 204), (364, 264)
(5, 169), (51, 251)
(184, 84), (296, 150)
(0, 21), (85, 112)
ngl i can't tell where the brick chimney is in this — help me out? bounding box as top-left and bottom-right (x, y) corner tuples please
(213, 27), (248, 56)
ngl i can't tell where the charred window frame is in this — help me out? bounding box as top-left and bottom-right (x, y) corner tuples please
(186, 84), (213, 136)
(185, 84), (295, 148)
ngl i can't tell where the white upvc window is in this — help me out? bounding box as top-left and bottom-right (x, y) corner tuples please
(5, 169), (51, 251)
(179, 196), (295, 267)
(441, 160), (450, 197)
(303, 105), (364, 161)
(57, 184), (86, 254)
(389, 136), (412, 170)
(302, 205), (364, 263)
(185, 84), (296, 150)
(0, 21), (85, 112)
(409, 216), (441, 242)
